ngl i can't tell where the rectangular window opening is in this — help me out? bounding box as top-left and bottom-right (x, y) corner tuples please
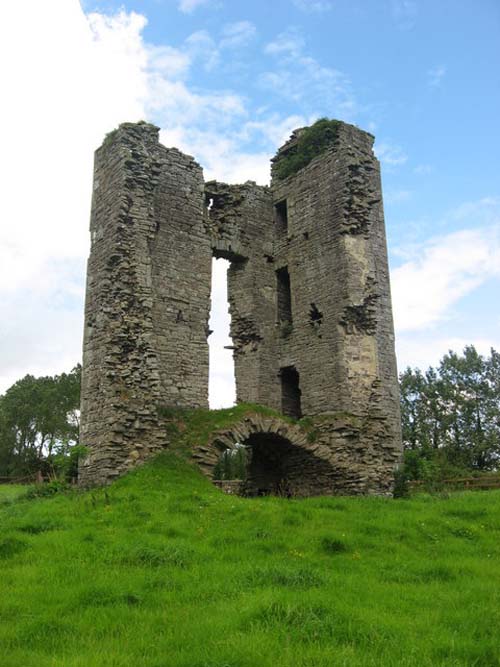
(276, 266), (292, 324)
(274, 199), (288, 234)
(208, 257), (236, 409)
(280, 366), (302, 419)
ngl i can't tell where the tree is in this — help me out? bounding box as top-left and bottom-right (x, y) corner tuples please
(399, 346), (500, 482)
(0, 365), (81, 479)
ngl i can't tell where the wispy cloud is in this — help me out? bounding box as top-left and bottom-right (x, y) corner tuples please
(147, 44), (191, 78)
(375, 141), (408, 166)
(450, 197), (500, 224)
(385, 189), (412, 204)
(264, 28), (305, 57)
(178, 0), (215, 14)
(428, 64), (447, 87)
(220, 21), (256, 49)
(391, 0), (418, 29)
(155, 21), (257, 74)
(184, 29), (220, 70)
(292, 0), (333, 13)
(413, 163), (434, 175)
(262, 28), (356, 118)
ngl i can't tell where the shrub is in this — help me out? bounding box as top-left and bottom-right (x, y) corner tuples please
(25, 479), (69, 499)
(273, 118), (340, 181)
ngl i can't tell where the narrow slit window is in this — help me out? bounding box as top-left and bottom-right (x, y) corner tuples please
(274, 199), (288, 234)
(280, 366), (302, 419)
(276, 267), (292, 324)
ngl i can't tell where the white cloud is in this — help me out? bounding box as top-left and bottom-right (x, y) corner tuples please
(293, 0), (333, 12)
(147, 44), (191, 78)
(375, 141), (408, 166)
(0, 3), (151, 393)
(262, 29), (356, 118)
(178, 0), (214, 14)
(184, 29), (220, 70)
(220, 21), (257, 49)
(0, 2), (298, 396)
(428, 64), (447, 87)
(265, 28), (305, 57)
(449, 197), (499, 225)
(392, 225), (500, 333)
(396, 335), (500, 373)
(160, 127), (271, 184)
(240, 113), (309, 148)
(391, 198), (500, 371)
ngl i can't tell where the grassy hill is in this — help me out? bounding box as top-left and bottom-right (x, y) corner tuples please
(1, 446), (499, 666)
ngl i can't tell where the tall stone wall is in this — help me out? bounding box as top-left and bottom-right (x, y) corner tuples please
(80, 119), (402, 493)
(79, 122), (210, 486)
(269, 123), (402, 489)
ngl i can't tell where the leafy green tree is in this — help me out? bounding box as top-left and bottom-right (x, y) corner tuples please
(399, 346), (500, 484)
(0, 365), (81, 479)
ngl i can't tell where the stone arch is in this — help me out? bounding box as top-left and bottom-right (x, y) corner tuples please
(191, 414), (339, 496)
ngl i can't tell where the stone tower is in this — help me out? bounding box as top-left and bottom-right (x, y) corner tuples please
(79, 119), (402, 492)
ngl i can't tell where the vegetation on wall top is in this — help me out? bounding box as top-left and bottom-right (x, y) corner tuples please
(272, 118), (341, 181)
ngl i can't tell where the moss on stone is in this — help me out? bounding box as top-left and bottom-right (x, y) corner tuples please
(158, 403), (294, 457)
(273, 118), (341, 181)
(102, 128), (119, 148)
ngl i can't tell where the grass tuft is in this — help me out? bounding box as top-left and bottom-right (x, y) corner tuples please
(320, 536), (349, 554)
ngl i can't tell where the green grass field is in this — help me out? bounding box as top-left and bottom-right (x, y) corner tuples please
(0, 484), (29, 503)
(1, 452), (499, 667)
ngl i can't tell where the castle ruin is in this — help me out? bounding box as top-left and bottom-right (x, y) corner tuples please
(79, 119), (402, 495)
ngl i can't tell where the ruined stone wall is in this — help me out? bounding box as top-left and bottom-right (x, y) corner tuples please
(80, 119), (402, 493)
(202, 123), (401, 490)
(80, 122), (210, 486)
(269, 123), (401, 488)
(205, 181), (279, 406)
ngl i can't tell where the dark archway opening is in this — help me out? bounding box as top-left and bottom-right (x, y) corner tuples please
(211, 430), (339, 497)
(244, 432), (295, 496)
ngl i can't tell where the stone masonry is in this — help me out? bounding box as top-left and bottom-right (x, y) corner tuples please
(79, 119), (402, 493)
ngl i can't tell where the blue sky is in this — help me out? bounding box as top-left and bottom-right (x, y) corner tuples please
(0, 0), (499, 405)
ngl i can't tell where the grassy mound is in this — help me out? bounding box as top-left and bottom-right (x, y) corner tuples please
(1, 452), (499, 666)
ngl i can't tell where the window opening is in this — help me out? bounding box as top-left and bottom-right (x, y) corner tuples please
(208, 258), (236, 408)
(274, 199), (288, 234)
(280, 366), (302, 419)
(276, 266), (292, 325)
(309, 303), (323, 336)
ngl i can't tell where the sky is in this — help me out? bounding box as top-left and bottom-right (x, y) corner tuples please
(0, 0), (499, 407)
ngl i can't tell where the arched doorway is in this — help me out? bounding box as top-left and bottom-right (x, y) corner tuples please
(193, 415), (339, 497)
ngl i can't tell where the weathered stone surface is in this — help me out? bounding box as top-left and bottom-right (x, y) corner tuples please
(79, 119), (402, 494)
(79, 122), (210, 486)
